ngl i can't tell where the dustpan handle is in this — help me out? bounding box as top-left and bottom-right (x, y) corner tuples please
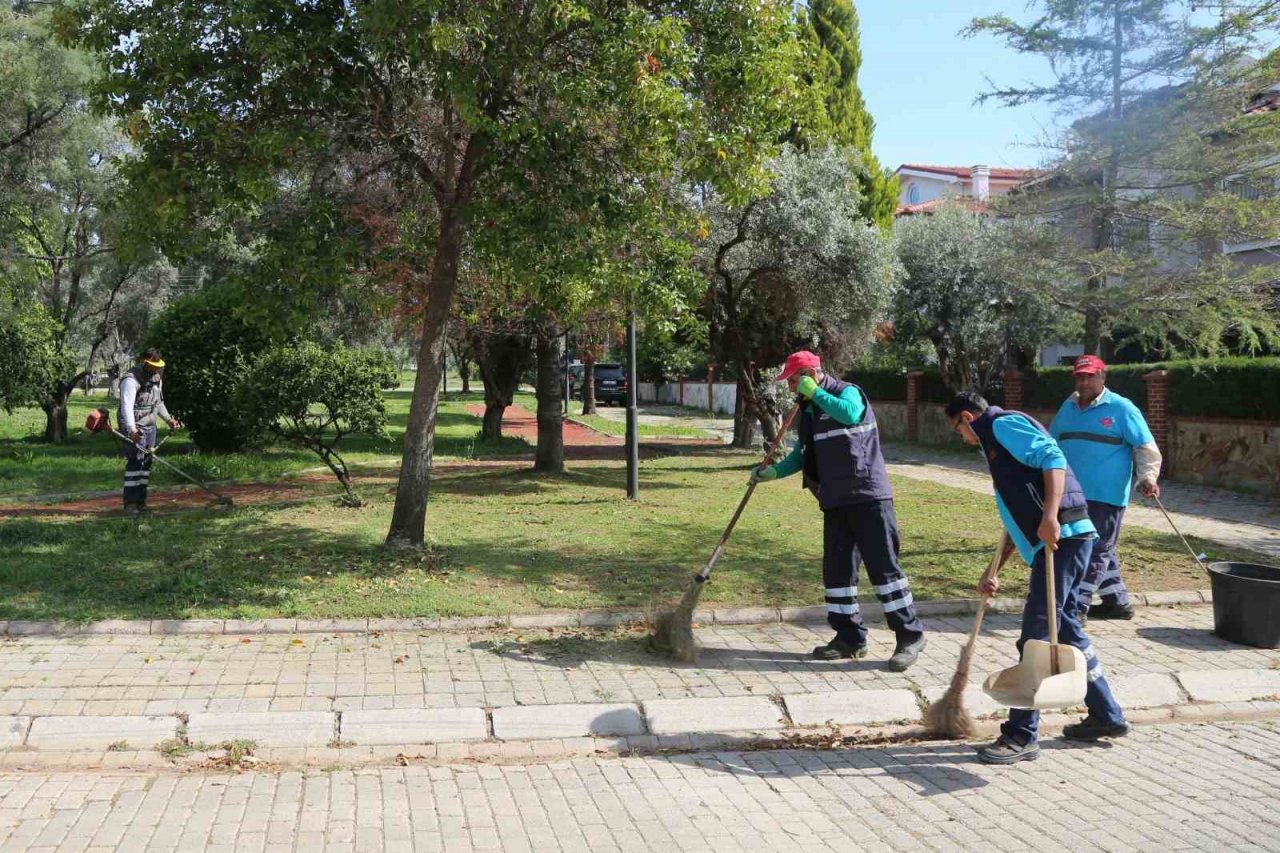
(1044, 546), (1059, 675)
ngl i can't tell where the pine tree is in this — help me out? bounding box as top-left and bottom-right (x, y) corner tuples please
(800, 0), (899, 228)
(968, 1), (1280, 357)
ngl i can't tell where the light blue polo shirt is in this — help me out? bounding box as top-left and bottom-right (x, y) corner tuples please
(1050, 388), (1155, 508)
(991, 414), (1097, 566)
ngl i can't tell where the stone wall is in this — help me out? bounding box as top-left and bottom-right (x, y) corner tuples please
(875, 401), (908, 441)
(1169, 417), (1280, 495)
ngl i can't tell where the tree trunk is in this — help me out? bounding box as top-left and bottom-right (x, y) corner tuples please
(731, 374), (756, 449)
(458, 357), (471, 394)
(385, 206), (465, 550)
(534, 330), (565, 473)
(474, 333), (531, 442)
(581, 355), (597, 415)
(481, 404), (505, 440)
(41, 376), (83, 443)
(744, 368), (781, 447)
(42, 396), (69, 443)
(1086, 2), (1125, 358)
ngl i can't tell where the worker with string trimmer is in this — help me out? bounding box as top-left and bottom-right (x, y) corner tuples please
(751, 351), (927, 672)
(117, 348), (182, 515)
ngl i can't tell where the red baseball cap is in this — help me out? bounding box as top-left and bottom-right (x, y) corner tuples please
(776, 350), (821, 382)
(1073, 355), (1106, 375)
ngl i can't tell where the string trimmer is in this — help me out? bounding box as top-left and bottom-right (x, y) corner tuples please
(649, 401), (802, 662)
(84, 408), (234, 507)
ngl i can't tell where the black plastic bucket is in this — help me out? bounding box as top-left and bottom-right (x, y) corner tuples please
(1208, 562), (1280, 649)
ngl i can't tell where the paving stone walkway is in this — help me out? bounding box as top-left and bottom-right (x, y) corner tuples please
(0, 605), (1277, 762)
(0, 720), (1275, 851)
(2, 605), (1273, 719)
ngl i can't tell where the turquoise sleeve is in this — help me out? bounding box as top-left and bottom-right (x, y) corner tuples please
(772, 443), (804, 478)
(811, 386), (865, 426)
(992, 414), (1067, 471)
(1120, 401), (1156, 447)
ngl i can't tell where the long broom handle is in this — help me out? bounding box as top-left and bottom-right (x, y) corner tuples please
(953, 535), (1010, 685)
(112, 428), (230, 502)
(1151, 494), (1209, 572)
(1045, 546), (1060, 675)
(696, 401), (803, 583)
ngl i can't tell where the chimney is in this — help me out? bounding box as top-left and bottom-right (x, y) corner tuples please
(971, 165), (990, 201)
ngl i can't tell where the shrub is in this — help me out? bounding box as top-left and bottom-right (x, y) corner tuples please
(237, 342), (396, 505)
(145, 287), (279, 450)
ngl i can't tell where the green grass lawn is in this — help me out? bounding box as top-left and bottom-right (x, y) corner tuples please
(0, 444), (1251, 621)
(0, 390), (526, 501)
(570, 413), (716, 440)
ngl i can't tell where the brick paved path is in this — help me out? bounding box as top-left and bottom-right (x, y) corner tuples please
(0, 721), (1274, 851)
(0, 606), (1272, 718)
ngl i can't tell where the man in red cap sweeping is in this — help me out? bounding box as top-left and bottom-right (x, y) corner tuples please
(750, 350), (927, 671)
(1050, 355), (1162, 624)
(118, 347), (181, 515)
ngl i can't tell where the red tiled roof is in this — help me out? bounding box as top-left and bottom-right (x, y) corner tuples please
(894, 197), (990, 216)
(897, 164), (1038, 181)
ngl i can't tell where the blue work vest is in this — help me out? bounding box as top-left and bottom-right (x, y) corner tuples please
(969, 406), (1089, 545)
(797, 375), (893, 510)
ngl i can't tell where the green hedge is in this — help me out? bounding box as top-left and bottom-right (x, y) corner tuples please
(1168, 357), (1280, 420)
(1024, 357), (1280, 420)
(841, 367), (966, 404)
(843, 367), (909, 401)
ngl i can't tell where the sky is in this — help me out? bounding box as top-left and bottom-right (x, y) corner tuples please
(857, 2), (1270, 172)
(857, 1), (1069, 172)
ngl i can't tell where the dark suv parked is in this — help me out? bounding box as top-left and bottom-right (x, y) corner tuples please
(592, 363), (628, 405)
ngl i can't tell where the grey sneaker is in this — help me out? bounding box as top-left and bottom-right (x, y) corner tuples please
(811, 639), (869, 661)
(887, 634), (926, 672)
(977, 736), (1040, 765)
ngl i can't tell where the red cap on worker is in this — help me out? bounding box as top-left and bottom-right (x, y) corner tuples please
(776, 350), (821, 382)
(1073, 355), (1107, 375)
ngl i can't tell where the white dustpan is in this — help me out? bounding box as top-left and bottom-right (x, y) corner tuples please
(983, 548), (1088, 710)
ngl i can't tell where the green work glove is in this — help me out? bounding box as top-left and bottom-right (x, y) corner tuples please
(795, 375), (819, 399)
(749, 465), (778, 485)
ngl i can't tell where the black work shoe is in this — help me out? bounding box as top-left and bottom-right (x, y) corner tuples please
(976, 736), (1040, 765)
(1062, 716), (1131, 742)
(811, 639), (868, 661)
(1087, 601), (1135, 621)
(887, 634), (927, 672)
(123, 503), (143, 517)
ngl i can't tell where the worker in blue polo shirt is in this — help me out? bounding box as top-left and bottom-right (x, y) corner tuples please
(751, 351), (927, 672)
(1051, 355), (1162, 623)
(945, 391), (1128, 764)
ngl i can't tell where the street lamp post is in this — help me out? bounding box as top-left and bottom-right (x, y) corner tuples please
(626, 306), (639, 499)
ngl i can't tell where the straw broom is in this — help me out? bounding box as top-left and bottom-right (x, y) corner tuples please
(648, 402), (802, 662)
(924, 534), (1009, 739)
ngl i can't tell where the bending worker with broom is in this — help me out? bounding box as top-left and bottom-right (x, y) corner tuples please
(944, 391), (1128, 765)
(751, 351), (927, 672)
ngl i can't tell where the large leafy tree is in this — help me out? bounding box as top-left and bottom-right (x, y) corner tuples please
(64, 0), (805, 549)
(700, 144), (899, 445)
(799, 0), (898, 228)
(968, 2), (1280, 356)
(893, 203), (1061, 393)
(1, 6), (169, 441)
